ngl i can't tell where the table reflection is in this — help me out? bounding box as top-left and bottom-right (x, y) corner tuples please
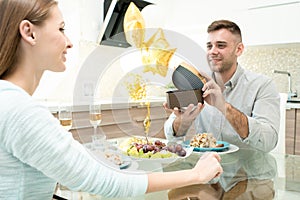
(166, 148), (277, 200)
(56, 142), (300, 200)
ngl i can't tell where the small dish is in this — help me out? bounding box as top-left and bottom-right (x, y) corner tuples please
(119, 157), (131, 169)
(88, 149), (132, 170)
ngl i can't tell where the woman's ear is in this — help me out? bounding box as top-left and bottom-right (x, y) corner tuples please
(19, 20), (36, 45)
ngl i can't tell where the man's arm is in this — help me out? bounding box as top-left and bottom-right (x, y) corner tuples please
(203, 76), (280, 152)
(202, 79), (249, 139)
(224, 103), (249, 139)
(163, 103), (204, 137)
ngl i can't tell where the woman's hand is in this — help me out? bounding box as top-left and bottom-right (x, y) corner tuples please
(146, 152), (222, 193)
(192, 152), (223, 184)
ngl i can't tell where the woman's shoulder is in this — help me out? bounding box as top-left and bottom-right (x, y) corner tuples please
(0, 80), (31, 98)
(0, 80), (48, 117)
(0, 80), (32, 108)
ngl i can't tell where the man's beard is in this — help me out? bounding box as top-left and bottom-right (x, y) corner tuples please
(209, 60), (233, 73)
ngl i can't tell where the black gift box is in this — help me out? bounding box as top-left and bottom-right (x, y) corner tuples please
(166, 89), (203, 109)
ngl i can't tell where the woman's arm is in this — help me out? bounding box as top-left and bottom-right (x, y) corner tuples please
(146, 152), (222, 193)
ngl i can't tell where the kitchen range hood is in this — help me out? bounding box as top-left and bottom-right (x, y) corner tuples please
(97, 0), (152, 48)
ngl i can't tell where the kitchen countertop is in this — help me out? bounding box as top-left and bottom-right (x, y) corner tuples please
(286, 102), (300, 109)
(38, 97), (300, 112)
(37, 97), (166, 113)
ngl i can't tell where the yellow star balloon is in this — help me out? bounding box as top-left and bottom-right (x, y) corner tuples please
(123, 2), (145, 48)
(123, 2), (176, 77)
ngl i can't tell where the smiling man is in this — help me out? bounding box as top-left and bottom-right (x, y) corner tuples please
(164, 20), (280, 153)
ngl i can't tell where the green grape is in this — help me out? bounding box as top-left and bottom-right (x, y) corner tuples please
(151, 153), (163, 159)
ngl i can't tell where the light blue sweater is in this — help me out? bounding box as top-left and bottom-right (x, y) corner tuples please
(0, 80), (148, 199)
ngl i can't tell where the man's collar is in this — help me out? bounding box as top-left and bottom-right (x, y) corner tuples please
(224, 64), (243, 89)
(212, 64), (244, 90)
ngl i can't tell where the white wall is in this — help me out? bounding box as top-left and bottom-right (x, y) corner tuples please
(154, 0), (300, 46)
(33, 0), (103, 103)
(33, 0), (300, 103)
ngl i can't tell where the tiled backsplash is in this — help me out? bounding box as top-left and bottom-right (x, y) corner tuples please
(239, 43), (300, 95)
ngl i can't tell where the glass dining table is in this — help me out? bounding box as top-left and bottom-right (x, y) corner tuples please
(55, 140), (300, 200)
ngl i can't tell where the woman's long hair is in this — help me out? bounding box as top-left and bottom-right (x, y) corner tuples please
(0, 0), (57, 78)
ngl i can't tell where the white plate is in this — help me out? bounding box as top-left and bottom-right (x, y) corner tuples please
(184, 140), (230, 152)
(118, 136), (194, 164)
(129, 147), (194, 164)
(192, 143), (239, 155)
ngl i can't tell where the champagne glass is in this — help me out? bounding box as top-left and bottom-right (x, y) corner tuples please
(58, 105), (72, 131)
(89, 102), (102, 135)
(89, 101), (106, 150)
(57, 104), (73, 192)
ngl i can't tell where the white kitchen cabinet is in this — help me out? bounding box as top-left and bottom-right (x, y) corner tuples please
(239, 2), (300, 45)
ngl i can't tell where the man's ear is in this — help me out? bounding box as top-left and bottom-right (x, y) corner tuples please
(19, 20), (36, 45)
(236, 42), (244, 57)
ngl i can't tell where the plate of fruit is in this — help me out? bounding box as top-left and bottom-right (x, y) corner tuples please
(118, 136), (194, 164)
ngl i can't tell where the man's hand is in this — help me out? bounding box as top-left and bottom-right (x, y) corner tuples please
(202, 79), (226, 114)
(163, 102), (204, 136)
